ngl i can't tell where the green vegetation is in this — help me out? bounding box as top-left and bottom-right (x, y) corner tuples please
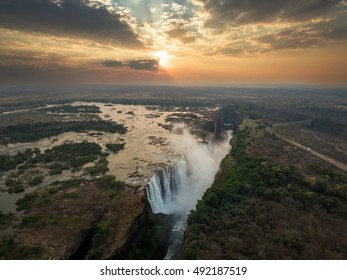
(48, 163), (70, 175)
(0, 120), (127, 144)
(6, 176), (25, 193)
(21, 216), (41, 227)
(85, 158), (109, 176)
(29, 141), (102, 169)
(0, 212), (15, 230)
(184, 127), (347, 259)
(0, 236), (43, 259)
(16, 193), (39, 211)
(29, 175), (44, 186)
(92, 175), (125, 190)
(51, 178), (84, 189)
(0, 149), (36, 171)
(310, 118), (345, 138)
(18, 175), (124, 212)
(106, 143), (125, 153)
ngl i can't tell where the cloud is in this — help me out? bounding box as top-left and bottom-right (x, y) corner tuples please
(196, 0), (343, 30)
(218, 46), (245, 56)
(100, 58), (159, 71)
(213, 24), (347, 56)
(166, 22), (197, 43)
(101, 60), (124, 67)
(322, 27), (347, 40)
(0, 56), (166, 84)
(256, 28), (320, 51)
(194, 1), (346, 56)
(0, 0), (143, 48)
(126, 59), (159, 71)
(255, 24), (347, 51)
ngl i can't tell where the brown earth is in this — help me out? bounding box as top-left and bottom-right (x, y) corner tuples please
(1, 181), (146, 259)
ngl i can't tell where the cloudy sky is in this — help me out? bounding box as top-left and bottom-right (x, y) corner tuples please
(0, 0), (346, 85)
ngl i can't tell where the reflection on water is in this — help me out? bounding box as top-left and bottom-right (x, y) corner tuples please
(0, 102), (212, 213)
(95, 103), (183, 184)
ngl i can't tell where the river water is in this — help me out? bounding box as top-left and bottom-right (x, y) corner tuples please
(0, 102), (215, 213)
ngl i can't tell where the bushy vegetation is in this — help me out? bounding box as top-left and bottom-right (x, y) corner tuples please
(29, 175), (44, 186)
(48, 163), (70, 175)
(0, 212), (15, 230)
(310, 118), (346, 138)
(29, 141), (102, 169)
(92, 175), (125, 190)
(0, 149), (36, 171)
(183, 128), (347, 259)
(6, 178), (25, 193)
(0, 120), (127, 144)
(0, 236), (43, 259)
(16, 193), (39, 211)
(21, 216), (41, 227)
(106, 143), (125, 153)
(85, 158), (109, 176)
(50, 178), (84, 189)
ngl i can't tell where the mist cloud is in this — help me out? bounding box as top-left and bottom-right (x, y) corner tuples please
(168, 124), (231, 215)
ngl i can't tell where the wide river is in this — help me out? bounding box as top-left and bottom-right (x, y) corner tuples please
(0, 102), (215, 213)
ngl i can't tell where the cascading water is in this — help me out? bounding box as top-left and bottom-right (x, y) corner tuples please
(146, 159), (188, 215)
(146, 127), (232, 259)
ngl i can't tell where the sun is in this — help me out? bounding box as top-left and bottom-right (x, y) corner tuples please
(154, 50), (170, 67)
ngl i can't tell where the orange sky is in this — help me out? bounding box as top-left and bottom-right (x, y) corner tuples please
(0, 0), (346, 86)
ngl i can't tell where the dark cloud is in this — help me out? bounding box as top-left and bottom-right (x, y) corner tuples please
(101, 60), (124, 67)
(126, 59), (159, 71)
(196, 0), (343, 30)
(0, 53), (45, 63)
(322, 27), (347, 40)
(100, 58), (159, 71)
(0, 0), (143, 47)
(257, 29), (320, 51)
(255, 24), (347, 51)
(212, 21), (347, 57)
(199, 0), (347, 56)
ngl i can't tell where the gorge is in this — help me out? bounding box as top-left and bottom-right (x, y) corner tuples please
(146, 126), (232, 259)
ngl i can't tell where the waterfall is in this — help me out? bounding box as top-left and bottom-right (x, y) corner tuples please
(147, 130), (232, 216)
(146, 128), (232, 259)
(146, 159), (188, 215)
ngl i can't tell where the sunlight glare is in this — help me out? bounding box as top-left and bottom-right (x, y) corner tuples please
(155, 50), (170, 67)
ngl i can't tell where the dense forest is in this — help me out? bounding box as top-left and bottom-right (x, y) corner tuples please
(183, 123), (347, 259)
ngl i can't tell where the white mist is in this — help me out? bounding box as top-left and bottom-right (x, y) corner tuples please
(146, 125), (232, 259)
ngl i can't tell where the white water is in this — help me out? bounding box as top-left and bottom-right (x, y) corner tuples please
(146, 127), (232, 259)
(146, 159), (188, 215)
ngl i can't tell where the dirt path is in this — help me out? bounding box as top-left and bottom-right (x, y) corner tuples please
(266, 126), (347, 172)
